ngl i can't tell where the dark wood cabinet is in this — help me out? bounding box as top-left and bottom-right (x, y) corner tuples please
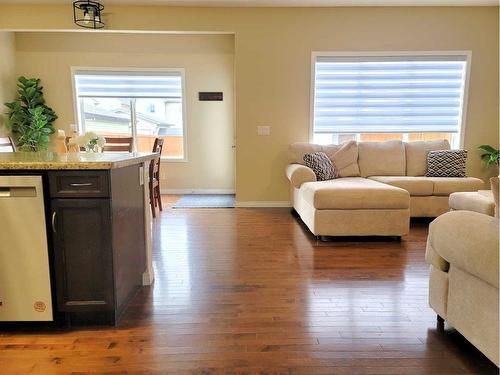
(51, 199), (114, 314)
(48, 165), (146, 325)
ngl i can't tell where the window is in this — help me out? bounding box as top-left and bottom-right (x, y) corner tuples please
(73, 69), (186, 159)
(311, 53), (470, 148)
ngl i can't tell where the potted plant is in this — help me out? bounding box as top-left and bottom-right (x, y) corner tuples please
(478, 145), (500, 167)
(72, 132), (106, 152)
(4, 76), (57, 152)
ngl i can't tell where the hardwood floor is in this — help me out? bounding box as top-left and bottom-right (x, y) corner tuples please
(1, 203), (497, 374)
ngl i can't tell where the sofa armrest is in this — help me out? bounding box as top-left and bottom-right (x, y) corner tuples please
(286, 164), (316, 188)
(426, 210), (499, 288)
(425, 236), (449, 272)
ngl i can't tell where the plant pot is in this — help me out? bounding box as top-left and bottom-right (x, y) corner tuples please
(85, 144), (99, 153)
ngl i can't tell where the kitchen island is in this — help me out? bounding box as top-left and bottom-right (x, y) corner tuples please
(0, 152), (157, 325)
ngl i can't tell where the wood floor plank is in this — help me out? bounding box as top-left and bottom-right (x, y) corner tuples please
(0, 203), (496, 374)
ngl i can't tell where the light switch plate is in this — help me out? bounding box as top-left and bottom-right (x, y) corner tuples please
(257, 126), (271, 136)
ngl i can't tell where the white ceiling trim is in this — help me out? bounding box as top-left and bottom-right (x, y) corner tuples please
(0, 0), (497, 6)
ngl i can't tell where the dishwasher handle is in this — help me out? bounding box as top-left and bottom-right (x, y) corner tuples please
(0, 186), (37, 197)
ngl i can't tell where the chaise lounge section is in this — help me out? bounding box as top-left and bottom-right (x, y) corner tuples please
(287, 140), (484, 237)
(293, 177), (410, 237)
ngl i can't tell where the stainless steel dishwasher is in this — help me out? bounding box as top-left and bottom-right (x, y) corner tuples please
(0, 175), (53, 321)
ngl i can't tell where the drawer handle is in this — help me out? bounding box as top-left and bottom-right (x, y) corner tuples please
(69, 182), (93, 187)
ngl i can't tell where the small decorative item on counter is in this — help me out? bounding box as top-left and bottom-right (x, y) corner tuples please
(66, 138), (80, 153)
(67, 124), (80, 152)
(69, 123), (78, 137)
(54, 129), (68, 153)
(73, 132), (106, 153)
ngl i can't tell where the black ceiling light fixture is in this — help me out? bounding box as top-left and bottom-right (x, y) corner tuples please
(73, 0), (105, 29)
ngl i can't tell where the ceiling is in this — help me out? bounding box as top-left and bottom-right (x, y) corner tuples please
(0, 0), (496, 6)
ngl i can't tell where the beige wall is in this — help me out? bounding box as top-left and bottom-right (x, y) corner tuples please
(14, 32), (235, 192)
(0, 32), (16, 135)
(1, 6), (498, 203)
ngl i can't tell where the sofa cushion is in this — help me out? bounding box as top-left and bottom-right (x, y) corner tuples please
(428, 177), (484, 196)
(300, 177), (409, 210)
(405, 140), (451, 176)
(288, 141), (360, 177)
(426, 150), (467, 177)
(358, 140), (406, 177)
(326, 141), (360, 177)
(303, 152), (336, 181)
(368, 176), (434, 196)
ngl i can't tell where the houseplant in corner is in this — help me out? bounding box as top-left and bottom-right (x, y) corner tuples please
(4, 76), (57, 151)
(478, 145), (500, 167)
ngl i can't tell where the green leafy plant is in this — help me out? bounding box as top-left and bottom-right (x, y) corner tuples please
(478, 144), (500, 167)
(4, 76), (57, 151)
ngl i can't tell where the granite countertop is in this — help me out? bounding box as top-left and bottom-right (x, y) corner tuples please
(0, 152), (159, 170)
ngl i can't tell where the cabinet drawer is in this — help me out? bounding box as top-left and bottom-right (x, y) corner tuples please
(49, 171), (110, 198)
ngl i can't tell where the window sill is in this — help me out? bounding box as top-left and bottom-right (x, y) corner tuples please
(161, 157), (188, 163)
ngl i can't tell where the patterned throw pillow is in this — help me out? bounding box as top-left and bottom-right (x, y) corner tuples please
(303, 152), (337, 181)
(426, 150), (467, 177)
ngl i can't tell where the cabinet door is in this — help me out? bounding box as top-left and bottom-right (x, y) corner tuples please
(51, 199), (114, 312)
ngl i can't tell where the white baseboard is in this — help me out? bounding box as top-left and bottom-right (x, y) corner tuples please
(142, 270), (154, 286)
(161, 188), (235, 195)
(235, 201), (292, 208)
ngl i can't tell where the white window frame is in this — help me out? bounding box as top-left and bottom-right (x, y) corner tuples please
(71, 66), (188, 162)
(309, 51), (472, 149)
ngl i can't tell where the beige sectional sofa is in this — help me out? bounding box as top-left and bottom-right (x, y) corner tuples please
(287, 140), (483, 237)
(426, 210), (499, 366)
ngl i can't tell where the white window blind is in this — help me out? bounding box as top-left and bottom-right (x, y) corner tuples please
(312, 55), (468, 134)
(74, 71), (182, 98)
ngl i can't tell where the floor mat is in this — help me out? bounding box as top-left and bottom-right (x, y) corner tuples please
(172, 194), (235, 208)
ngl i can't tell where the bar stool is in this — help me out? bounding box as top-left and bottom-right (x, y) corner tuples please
(150, 138), (164, 218)
(102, 137), (133, 152)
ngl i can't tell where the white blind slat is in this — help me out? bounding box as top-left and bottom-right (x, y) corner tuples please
(313, 56), (468, 134)
(75, 72), (183, 98)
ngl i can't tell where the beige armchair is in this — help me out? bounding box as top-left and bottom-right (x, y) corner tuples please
(426, 210), (499, 366)
(449, 177), (499, 217)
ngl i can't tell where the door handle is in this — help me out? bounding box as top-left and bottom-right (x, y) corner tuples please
(51, 211), (57, 233)
(69, 182), (93, 187)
